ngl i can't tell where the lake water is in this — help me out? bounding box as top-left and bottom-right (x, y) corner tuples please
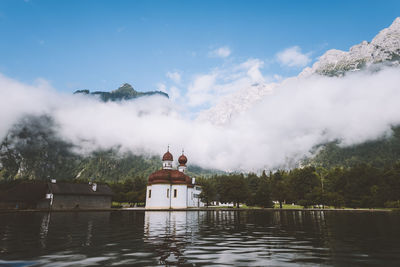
(0, 210), (399, 266)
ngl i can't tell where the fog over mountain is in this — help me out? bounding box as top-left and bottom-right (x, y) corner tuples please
(199, 17), (400, 125)
(1, 18), (400, 172)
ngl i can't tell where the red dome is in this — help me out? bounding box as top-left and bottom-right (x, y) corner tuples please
(148, 169), (193, 187)
(178, 154), (187, 165)
(162, 151), (173, 161)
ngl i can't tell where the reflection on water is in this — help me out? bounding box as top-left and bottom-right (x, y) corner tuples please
(1, 210), (400, 266)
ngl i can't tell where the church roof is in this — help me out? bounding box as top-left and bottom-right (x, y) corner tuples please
(148, 169), (193, 187)
(162, 151), (173, 161)
(0, 182), (48, 202)
(178, 154), (187, 165)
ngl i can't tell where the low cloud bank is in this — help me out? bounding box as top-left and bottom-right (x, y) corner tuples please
(1, 67), (400, 171)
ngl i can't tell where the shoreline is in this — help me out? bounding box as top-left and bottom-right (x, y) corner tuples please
(0, 207), (394, 213)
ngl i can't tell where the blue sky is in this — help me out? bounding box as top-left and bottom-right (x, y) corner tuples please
(0, 0), (399, 100)
(1, 0), (400, 170)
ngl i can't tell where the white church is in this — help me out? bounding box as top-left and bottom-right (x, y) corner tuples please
(145, 149), (205, 209)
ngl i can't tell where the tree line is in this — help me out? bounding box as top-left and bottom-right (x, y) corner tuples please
(109, 176), (147, 206)
(2, 162), (400, 209)
(197, 163), (400, 209)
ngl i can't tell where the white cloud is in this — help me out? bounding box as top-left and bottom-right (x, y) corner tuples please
(276, 46), (311, 67)
(209, 46), (232, 58)
(156, 83), (167, 93)
(186, 59), (265, 108)
(1, 66), (400, 172)
(168, 86), (181, 101)
(166, 71), (182, 84)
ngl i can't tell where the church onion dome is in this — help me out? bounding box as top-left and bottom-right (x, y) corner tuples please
(148, 169), (193, 187)
(178, 154), (187, 165)
(162, 151), (173, 161)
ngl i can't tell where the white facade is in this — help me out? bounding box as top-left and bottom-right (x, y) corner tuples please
(145, 150), (204, 209)
(145, 184), (171, 209)
(145, 182), (204, 209)
(187, 185), (205, 208)
(170, 185), (187, 209)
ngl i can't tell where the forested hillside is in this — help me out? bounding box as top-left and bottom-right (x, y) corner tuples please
(308, 126), (400, 169)
(0, 115), (219, 182)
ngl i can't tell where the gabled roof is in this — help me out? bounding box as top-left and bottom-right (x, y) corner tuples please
(0, 182), (113, 202)
(48, 183), (113, 196)
(0, 182), (48, 202)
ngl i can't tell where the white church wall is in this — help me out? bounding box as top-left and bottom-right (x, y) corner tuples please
(170, 185), (187, 209)
(145, 184), (172, 209)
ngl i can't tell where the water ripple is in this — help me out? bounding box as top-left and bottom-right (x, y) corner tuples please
(0, 210), (400, 266)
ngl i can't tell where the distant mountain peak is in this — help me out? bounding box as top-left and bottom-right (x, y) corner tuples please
(74, 83), (168, 102)
(198, 18), (400, 126)
(115, 83), (136, 93)
(300, 17), (400, 77)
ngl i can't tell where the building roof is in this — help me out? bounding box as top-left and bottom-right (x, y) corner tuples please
(48, 183), (113, 196)
(0, 182), (48, 202)
(178, 154), (187, 165)
(162, 150), (173, 161)
(0, 182), (113, 203)
(148, 169), (193, 187)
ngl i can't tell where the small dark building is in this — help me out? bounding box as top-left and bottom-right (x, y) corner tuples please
(0, 182), (48, 210)
(0, 181), (113, 210)
(47, 182), (113, 210)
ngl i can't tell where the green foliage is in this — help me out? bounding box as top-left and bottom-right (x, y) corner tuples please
(0, 115), (78, 181)
(308, 126), (400, 169)
(75, 150), (162, 182)
(270, 170), (289, 208)
(198, 162), (400, 209)
(197, 177), (217, 207)
(0, 116), (219, 183)
(254, 177), (273, 208)
(288, 166), (320, 205)
(2, 115), (400, 210)
(216, 174), (249, 208)
(109, 176), (147, 204)
(384, 200), (400, 208)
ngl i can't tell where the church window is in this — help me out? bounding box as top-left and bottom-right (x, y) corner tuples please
(174, 189), (177, 198)
(167, 188), (170, 198)
(149, 189), (151, 198)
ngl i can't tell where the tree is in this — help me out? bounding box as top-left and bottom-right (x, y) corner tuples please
(270, 170), (289, 208)
(0, 115), (78, 181)
(254, 175), (273, 208)
(198, 178), (217, 207)
(245, 173), (260, 206)
(217, 174), (249, 208)
(288, 167), (321, 206)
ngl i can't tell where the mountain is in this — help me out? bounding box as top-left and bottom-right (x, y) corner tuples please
(300, 17), (400, 77)
(306, 126), (400, 169)
(196, 17), (400, 169)
(74, 83), (169, 102)
(198, 17), (400, 126)
(0, 115), (221, 182)
(197, 82), (275, 125)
